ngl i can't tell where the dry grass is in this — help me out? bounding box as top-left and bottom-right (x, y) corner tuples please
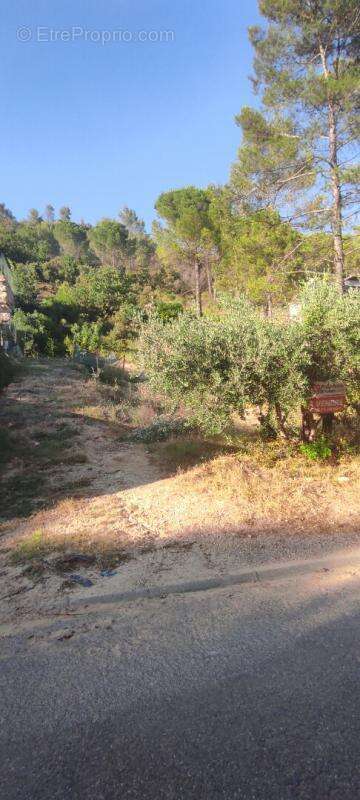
(123, 436), (360, 541)
(9, 518), (138, 569)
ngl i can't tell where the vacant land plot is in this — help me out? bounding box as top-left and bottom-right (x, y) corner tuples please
(1, 358), (360, 622)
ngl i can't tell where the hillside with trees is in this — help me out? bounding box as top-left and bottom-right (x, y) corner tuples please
(0, 0), (359, 442)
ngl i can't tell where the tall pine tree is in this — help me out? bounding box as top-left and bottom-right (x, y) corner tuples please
(231, 0), (360, 291)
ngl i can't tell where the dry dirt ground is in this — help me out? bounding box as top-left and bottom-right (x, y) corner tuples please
(1, 358), (360, 627)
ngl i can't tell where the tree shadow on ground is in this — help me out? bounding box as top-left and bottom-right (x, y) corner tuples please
(0, 362), (234, 527)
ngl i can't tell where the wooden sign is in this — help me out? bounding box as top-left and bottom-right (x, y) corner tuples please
(309, 381), (346, 414)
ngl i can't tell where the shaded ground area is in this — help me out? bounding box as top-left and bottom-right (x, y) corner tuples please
(1, 358), (360, 624)
(0, 359), (163, 619)
(0, 359), (159, 521)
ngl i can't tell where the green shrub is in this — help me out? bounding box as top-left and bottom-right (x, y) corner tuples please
(140, 279), (360, 440)
(64, 321), (102, 356)
(12, 308), (60, 356)
(12, 263), (38, 306)
(299, 436), (332, 462)
(299, 277), (360, 417)
(153, 300), (183, 323)
(140, 296), (306, 435)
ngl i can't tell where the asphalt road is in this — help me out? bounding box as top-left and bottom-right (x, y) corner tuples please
(2, 550), (360, 799)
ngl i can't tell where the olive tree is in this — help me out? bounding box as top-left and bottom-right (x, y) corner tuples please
(141, 279), (360, 440)
(140, 296), (306, 435)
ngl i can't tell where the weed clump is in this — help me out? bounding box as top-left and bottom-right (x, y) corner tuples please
(300, 436), (332, 462)
(10, 530), (47, 563)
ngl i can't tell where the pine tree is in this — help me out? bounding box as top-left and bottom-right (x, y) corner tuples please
(59, 206), (71, 222)
(119, 207), (146, 238)
(44, 204), (55, 223)
(27, 208), (42, 225)
(231, 0), (360, 291)
(155, 187), (219, 316)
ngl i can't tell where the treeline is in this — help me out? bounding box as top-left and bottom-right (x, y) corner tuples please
(1, 0), (359, 361)
(1, 193), (359, 359)
(0, 204), (184, 358)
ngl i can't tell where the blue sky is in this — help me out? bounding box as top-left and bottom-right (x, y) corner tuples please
(2, 0), (262, 229)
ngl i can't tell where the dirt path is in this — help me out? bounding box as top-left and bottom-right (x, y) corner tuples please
(0, 358), (159, 527)
(0, 358), (243, 625)
(0, 359), (168, 620)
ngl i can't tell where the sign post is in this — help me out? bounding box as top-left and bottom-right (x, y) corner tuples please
(309, 381), (346, 434)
